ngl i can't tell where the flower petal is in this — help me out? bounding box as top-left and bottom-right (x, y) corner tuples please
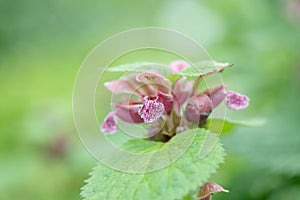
(138, 96), (165, 123)
(115, 103), (144, 123)
(105, 74), (156, 96)
(136, 71), (172, 93)
(225, 91), (250, 110)
(157, 91), (173, 115)
(104, 74), (138, 94)
(100, 112), (118, 134)
(173, 78), (193, 116)
(202, 85), (227, 108)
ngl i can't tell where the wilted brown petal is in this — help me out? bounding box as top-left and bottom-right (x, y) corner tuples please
(194, 182), (229, 200)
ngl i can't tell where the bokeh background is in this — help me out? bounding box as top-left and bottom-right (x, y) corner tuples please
(1, 0), (299, 199)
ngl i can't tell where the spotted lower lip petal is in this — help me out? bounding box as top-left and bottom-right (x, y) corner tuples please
(138, 96), (165, 123)
(225, 91), (250, 110)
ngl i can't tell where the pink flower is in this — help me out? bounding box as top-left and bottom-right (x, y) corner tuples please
(184, 86), (250, 123)
(100, 60), (250, 137)
(100, 112), (118, 134)
(225, 91), (250, 110)
(104, 71), (174, 126)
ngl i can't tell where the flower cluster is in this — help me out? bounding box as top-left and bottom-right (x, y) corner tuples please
(101, 61), (249, 141)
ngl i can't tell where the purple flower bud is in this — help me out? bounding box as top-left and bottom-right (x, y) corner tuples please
(169, 60), (190, 72)
(225, 91), (250, 110)
(184, 94), (213, 123)
(194, 182), (229, 200)
(202, 85), (227, 108)
(138, 96), (165, 123)
(100, 112), (118, 134)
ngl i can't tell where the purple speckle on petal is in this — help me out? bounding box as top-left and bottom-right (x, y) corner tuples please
(100, 112), (118, 134)
(225, 91), (249, 110)
(138, 96), (165, 123)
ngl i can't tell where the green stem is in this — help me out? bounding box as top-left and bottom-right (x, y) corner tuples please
(192, 75), (203, 94)
(183, 193), (192, 200)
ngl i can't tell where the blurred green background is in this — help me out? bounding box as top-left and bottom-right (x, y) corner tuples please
(1, 0), (299, 199)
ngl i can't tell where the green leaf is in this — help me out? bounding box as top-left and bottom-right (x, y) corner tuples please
(179, 61), (232, 77)
(81, 129), (225, 200)
(106, 62), (170, 75)
(167, 74), (182, 83)
(224, 113), (300, 176)
(207, 118), (266, 135)
(106, 61), (232, 79)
